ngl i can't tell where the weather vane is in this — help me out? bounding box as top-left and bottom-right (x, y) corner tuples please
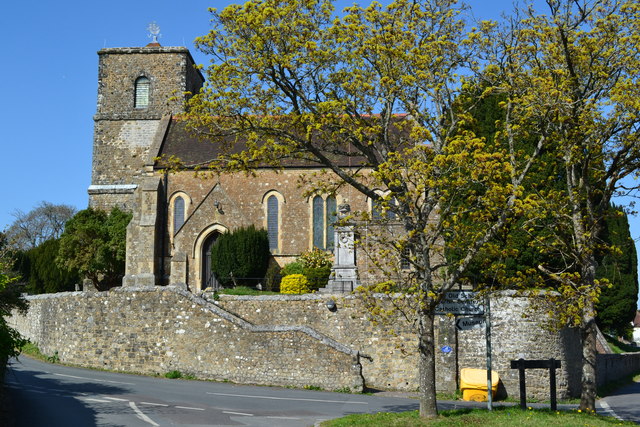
(147, 22), (161, 44)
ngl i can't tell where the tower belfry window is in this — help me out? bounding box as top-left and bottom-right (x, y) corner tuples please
(134, 76), (150, 109)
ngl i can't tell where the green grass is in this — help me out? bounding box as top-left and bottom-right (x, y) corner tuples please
(217, 286), (279, 296)
(20, 341), (51, 362)
(598, 373), (640, 398)
(164, 370), (196, 380)
(604, 336), (640, 354)
(319, 407), (634, 426)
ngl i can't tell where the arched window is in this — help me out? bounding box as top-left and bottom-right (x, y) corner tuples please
(267, 195), (279, 250)
(312, 196), (324, 249)
(371, 193), (397, 220)
(173, 196), (185, 234)
(325, 196), (336, 251)
(312, 195), (337, 251)
(134, 76), (150, 109)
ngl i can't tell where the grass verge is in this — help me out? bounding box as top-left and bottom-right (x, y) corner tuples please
(217, 286), (279, 296)
(319, 407), (634, 426)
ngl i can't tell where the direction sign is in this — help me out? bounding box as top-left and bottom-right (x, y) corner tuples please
(435, 291), (484, 315)
(456, 316), (486, 331)
(443, 291), (476, 301)
(436, 300), (484, 315)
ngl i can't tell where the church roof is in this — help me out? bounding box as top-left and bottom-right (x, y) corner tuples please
(155, 117), (411, 170)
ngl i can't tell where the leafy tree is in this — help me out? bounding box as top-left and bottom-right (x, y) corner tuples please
(595, 208), (638, 339)
(0, 237), (28, 364)
(57, 207), (131, 291)
(479, 0), (640, 410)
(5, 201), (76, 251)
(210, 225), (271, 286)
(18, 239), (80, 294)
(183, 0), (545, 418)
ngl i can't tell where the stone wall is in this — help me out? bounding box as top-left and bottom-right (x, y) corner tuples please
(89, 46), (204, 212)
(596, 353), (640, 387)
(9, 286), (363, 392)
(9, 288), (584, 399)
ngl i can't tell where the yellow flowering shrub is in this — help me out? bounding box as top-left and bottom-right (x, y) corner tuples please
(280, 274), (311, 294)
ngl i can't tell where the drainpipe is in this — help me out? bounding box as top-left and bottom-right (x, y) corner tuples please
(160, 170), (168, 284)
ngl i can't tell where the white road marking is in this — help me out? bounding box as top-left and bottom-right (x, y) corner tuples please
(176, 406), (205, 411)
(223, 410), (254, 416)
(599, 401), (623, 421)
(53, 373), (134, 385)
(140, 402), (169, 407)
(129, 401), (160, 426)
(80, 398), (111, 403)
(102, 396), (128, 401)
(207, 392), (368, 405)
(267, 416), (302, 420)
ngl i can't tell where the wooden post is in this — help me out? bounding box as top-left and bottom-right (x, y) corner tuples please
(549, 358), (557, 411)
(510, 358), (561, 411)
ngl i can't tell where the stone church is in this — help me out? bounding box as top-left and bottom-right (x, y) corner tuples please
(88, 41), (373, 291)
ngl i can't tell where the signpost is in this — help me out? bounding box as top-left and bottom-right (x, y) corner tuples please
(456, 316), (485, 331)
(436, 290), (493, 410)
(435, 291), (484, 315)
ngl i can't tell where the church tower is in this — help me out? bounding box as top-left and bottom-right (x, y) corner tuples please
(88, 39), (204, 210)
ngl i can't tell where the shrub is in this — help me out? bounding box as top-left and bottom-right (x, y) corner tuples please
(298, 249), (333, 268)
(304, 265), (332, 291)
(57, 207), (131, 290)
(210, 225), (270, 287)
(20, 239), (80, 294)
(280, 274), (311, 294)
(281, 261), (304, 277)
(264, 262), (281, 292)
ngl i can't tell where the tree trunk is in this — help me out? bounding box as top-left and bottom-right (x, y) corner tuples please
(580, 303), (597, 411)
(418, 309), (438, 418)
(579, 254), (598, 411)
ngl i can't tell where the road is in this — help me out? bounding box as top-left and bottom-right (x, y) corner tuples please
(3, 356), (428, 427)
(5, 356), (638, 426)
(598, 380), (640, 424)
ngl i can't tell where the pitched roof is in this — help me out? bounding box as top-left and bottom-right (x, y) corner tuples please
(156, 117), (413, 170)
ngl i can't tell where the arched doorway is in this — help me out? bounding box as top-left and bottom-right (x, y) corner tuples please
(201, 232), (220, 291)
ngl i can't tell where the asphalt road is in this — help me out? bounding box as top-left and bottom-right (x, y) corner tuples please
(3, 356), (425, 427)
(5, 356), (639, 426)
(598, 380), (640, 424)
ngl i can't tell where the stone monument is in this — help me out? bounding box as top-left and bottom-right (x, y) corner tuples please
(321, 204), (361, 293)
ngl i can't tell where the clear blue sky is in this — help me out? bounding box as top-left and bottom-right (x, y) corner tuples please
(1, 0), (638, 301)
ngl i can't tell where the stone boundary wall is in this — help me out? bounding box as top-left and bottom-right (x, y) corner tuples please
(596, 353), (640, 387)
(216, 291), (582, 399)
(9, 288), (588, 399)
(8, 286), (363, 392)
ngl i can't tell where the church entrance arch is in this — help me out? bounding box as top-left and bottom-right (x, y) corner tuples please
(193, 224), (228, 292)
(202, 232), (220, 291)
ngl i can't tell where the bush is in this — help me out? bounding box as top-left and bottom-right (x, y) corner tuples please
(298, 249), (333, 268)
(210, 225), (270, 287)
(57, 207), (131, 290)
(281, 261), (304, 277)
(280, 274), (311, 294)
(20, 239), (80, 294)
(264, 262), (281, 292)
(303, 265), (332, 291)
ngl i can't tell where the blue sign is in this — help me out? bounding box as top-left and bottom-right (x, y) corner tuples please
(441, 345), (452, 354)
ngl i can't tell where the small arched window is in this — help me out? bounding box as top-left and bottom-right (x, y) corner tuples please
(173, 196), (185, 234)
(312, 196), (324, 249)
(372, 193), (397, 220)
(134, 76), (150, 109)
(267, 195), (279, 250)
(312, 195), (337, 251)
(325, 196), (336, 251)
